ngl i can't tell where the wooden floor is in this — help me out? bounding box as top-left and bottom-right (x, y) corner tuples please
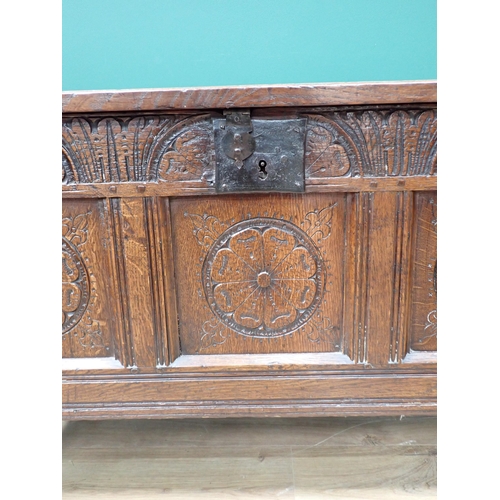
(62, 416), (437, 499)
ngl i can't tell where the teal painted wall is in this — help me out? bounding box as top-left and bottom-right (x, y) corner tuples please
(62, 0), (436, 91)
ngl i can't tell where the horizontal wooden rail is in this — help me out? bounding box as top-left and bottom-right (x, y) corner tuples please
(63, 80), (437, 113)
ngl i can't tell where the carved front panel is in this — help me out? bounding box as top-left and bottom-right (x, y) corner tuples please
(62, 108), (436, 191)
(170, 194), (347, 355)
(62, 199), (119, 358)
(62, 84), (438, 420)
(409, 191), (437, 351)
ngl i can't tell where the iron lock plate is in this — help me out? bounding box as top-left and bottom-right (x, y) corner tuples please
(213, 111), (307, 193)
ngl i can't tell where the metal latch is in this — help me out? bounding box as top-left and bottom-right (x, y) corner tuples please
(213, 110), (307, 193)
(220, 110), (255, 168)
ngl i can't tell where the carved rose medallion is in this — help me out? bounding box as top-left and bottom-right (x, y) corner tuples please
(62, 237), (90, 334)
(202, 218), (325, 338)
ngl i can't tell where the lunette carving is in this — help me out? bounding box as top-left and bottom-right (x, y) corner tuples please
(147, 115), (214, 182)
(62, 108), (436, 187)
(305, 109), (437, 178)
(62, 115), (214, 184)
(304, 115), (360, 177)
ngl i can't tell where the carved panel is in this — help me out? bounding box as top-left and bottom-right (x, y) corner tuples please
(305, 109), (437, 178)
(202, 218), (326, 338)
(62, 115), (214, 185)
(62, 235), (90, 334)
(409, 192), (437, 351)
(147, 115), (214, 183)
(62, 108), (436, 189)
(171, 194), (346, 355)
(62, 200), (119, 358)
(304, 115), (361, 178)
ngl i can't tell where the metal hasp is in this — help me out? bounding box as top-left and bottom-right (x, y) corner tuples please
(213, 110), (307, 193)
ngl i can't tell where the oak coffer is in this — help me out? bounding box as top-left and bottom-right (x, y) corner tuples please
(62, 82), (437, 419)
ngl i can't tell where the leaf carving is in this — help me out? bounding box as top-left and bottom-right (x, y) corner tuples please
(185, 213), (227, 249)
(302, 204), (337, 243)
(301, 313), (339, 344)
(62, 212), (90, 246)
(198, 318), (228, 352)
(74, 313), (105, 348)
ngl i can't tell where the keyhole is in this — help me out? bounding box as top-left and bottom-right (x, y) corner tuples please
(258, 160), (267, 180)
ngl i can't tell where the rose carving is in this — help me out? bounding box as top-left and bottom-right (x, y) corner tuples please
(62, 238), (89, 334)
(203, 219), (325, 337)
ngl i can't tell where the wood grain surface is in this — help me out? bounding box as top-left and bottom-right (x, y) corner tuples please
(63, 416), (437, 499)
(409, 192), (437, 351)
(62, 81), (436, 113)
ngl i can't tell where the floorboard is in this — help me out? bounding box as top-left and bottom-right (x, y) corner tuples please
(62, 416), (437, 499)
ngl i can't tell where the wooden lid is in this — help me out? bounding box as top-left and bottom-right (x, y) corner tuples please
(62, 80), (437, 113)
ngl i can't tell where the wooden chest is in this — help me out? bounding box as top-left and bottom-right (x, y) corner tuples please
(62, 82), (437, 419)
